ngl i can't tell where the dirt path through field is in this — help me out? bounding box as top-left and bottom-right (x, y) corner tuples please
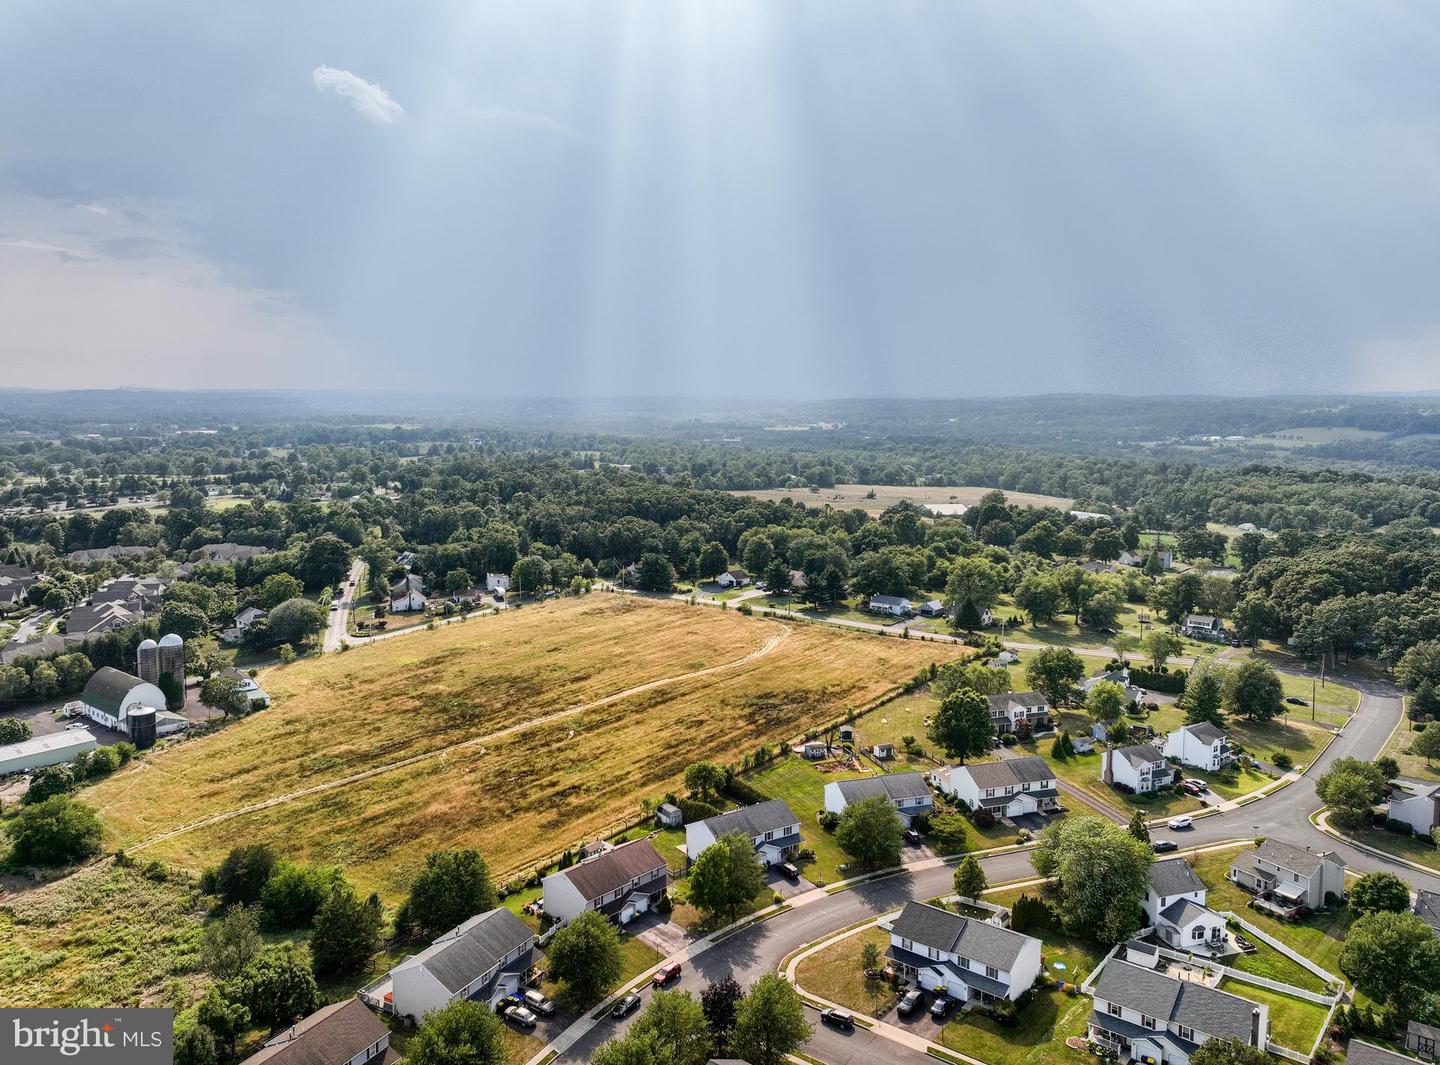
(125, 621), (793, 853)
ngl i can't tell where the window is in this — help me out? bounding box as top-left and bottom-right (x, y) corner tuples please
(1191, 926), (1205, 941)
(928, 946), (940, 960)
(1108, 1003), (1123, 1018)
(1178, 1026), (1195, 1043)
(984, 788), (995, 798)
(1142, 1016), (1157, 1030)
(958, 956), (971, 970)
(986, 966), (999, 979)
(901, 938), (913, 952)
(764, 830), (774, 841)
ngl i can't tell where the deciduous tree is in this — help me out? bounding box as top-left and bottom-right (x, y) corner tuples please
(402, 849), (497, 937)
(404, 999), (506, 1065)
(1030, 815), (1152, 943)
(547, 910), (624, 1004)
(689, 831), (767, 923)
(835, 797), (904, 871)
(928, 687), (993, 764)
(730, 973), (812, 1065)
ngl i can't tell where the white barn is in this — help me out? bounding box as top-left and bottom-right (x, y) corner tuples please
(79, 667), (166, 736)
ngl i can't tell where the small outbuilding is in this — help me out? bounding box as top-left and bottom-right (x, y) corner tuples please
(0, 729), (98, 776)
(656, 802), (683, 828)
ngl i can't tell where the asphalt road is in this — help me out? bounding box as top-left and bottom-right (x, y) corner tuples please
(552, 677), (1429, 1065)
(321, 558), (365, 652)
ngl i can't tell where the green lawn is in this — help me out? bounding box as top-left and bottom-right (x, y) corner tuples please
(1344, 827), (1440, 873)
(539, 934), (662, 1012)
(1218, 978), (1330, 1053)
(1228, 715), (1332, 769)
(850, 690), (947, 766)
(746, 756), (871, 885)
(1380, 718), (1440, 783)
(1224, 930), (1328, 994)
(793, 926), (896, 1015)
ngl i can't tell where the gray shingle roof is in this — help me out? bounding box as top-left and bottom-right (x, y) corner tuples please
(241, 999), (393, 1065)
(701, 799), (799, 840)
(1249, 837), (1342, 878)
(1415, 890), (1440, 931)
(1118, 743), (1166, 767)
(1149, 858), (1205, 898)
(986, 692), (1047, 711)
(1177, 721), (1226, 745)
(557, 839), (668, 902)
(834, 771), (931, 804)
(960, 757), (1053, 792)
(1094, 960), (1258, 1042)
(1348, 1042), (1428, 1065)
(399, 908), (535, 994)
(1159, 897), (1216, 927)
(890, 901), (1031, 970)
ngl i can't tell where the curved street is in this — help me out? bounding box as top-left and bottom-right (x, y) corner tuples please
(543, 674), (1429, 1065)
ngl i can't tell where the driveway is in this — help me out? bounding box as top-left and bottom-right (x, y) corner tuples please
(768, 866), (814, 900)
(629, 912), (689, 957)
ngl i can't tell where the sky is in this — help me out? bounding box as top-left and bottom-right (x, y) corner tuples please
(1, 0), (1438, 397)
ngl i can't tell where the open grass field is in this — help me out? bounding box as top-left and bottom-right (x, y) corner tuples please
(86, 594), (960, 901)
(729, 483), (1075, 517)
(1248, 427), (1389, 449)
(1379, 717), (1440, 783)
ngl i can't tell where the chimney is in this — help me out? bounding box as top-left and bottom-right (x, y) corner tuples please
(1251, 1007), (1263, 1048)
(1102, 747), (1114, 786)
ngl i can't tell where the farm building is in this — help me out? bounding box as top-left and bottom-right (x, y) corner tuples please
(80, 667), (167, 739)
(0, 729), (98, 776)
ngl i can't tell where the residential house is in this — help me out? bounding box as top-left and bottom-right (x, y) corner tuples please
(396, 551), (417, 569)
(716, 568), (751, 588)
(1181, 615), (1226, 641)
(197, 543), (273, 563)
(823, 771), (933, 826)
(1414, 890), (1440, 933)
(1080, 560), (1116, 575)
(1389, 783), (1440, 838)
(387, 908), (539, 1022)
(1227, 838), (1346, 915)
(389, 574), (428, 613)
(64, 545), (155, 564)
(0, 633), (72, 666)
(221, 605), (268, 645)
(1162, 722), (1237, 772)
(240, 999), (395, 1065)
(1143, 859), (1229, 956)
(66, 576), (167, 636)
(541, 838), (671, 926)
(985, 692), (1051, 735)
(866, 595), (914, 617)
(686, 799), (802, 868)
(1081, 668), (1148, 707)
(0, 564), (37, 607)
(788, 569), (807, 590)
(79, 667), (167, 736)
(1088, 958), (1267, 1065)
(884, 901), (1042, 1005)
(485, 573), (510, 594)
(934, 757), (1059, 819)
(1119, 549), (1173, 571)
(1408, 1022), (1440, 1061)
(987, 651), (1020, 668)
(1102, 744), (1176, 795)
(1351, 1042), (1431, 1065)
(917, 599), (947, 618)
(221, 666), (271, 709)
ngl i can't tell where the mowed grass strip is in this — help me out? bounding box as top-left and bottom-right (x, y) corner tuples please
(116, 603), (961, 900)
(86, 596), (780, 839)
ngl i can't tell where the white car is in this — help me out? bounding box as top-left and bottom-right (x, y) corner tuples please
(1167, 815), (1194, 830)
(65, 722), (90, 731)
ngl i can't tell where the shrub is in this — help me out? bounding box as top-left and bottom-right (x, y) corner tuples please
(677, 797), (723, 823)
(7, 796), (104, 866)
(818, 811), (840, 832)
(1273, 753), (1294, 770)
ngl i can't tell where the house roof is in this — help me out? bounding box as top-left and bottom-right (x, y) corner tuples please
(555, 839), (668, 902)
(393, 908), (534, 994)
(1094, 960), (1258, 1042)
(1117, 743), (1166, 767)
(986, 692), (1047, 711)
(1184, 614), (1220, 627)
(390, 574), (425, 595)
(957, 757), (1053, 792)
(199, 542), (273, 562)
(833, 771), (931, 805)
(1175, 721), (1226, 745)
(1246, 837), (1342, 878)
(0, 633), (71, 665)
(1414, 890), (1440, 931)
(82, 667), (154, 717)
(890, 901), (1032, 970)
(1159, 897), (1217, 928)
(1149, 858), (1205, 898)
(725, 568), (749, 579)
(700, 799), (799, 840)
(1347, 1042), (1428, 1065)
(868, 595), (910, 608)
(67, 601), (143, 634)
(241, 999), (393, 1065)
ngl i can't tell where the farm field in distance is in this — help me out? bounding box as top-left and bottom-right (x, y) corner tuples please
(85, 594), (963, 900)
(728, 482), (1075, 516)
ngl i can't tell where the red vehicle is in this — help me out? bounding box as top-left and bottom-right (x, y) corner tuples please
(652, 961), (682, 987)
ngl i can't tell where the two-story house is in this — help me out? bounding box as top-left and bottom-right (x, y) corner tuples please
(1227, 837), (1346, 916)
(823, 771), (933, 827)
(1102, 744), (1176, 795)
(389, 574), (428, 613)
(1089, 959), (1267, 1065)
(542, 838), (671, 926)
(1143, 858), (1229, 956)
(884, 901), (1042, 1006)
(686, 799), (803, 868)
(934, 756), (1058, 819)
(1162, 722), (1237, 772)
(241, 999), (395, 1065)
(985, 692), (1051, 734)
(1388, 783), (1440, 838)
(1181, 615), (1226, 641)
(387, 908), (539, 1023)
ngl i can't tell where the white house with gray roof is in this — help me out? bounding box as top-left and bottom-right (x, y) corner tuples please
(1388, 783), (1440, 838)
(542, 838), (670, 927)
(386, 908), (538, 1022)
(1227, 837), (1345, 913)
(823, 771), (932, 826)
(985, 692), (1051, 734)
(1144, 859), (1228, 956)
(934, 756), (1058, 818)
(1089, 958), (1267, 1065)
(686, 799), (802, 868)
(1102, 743), (1175, 794)
(883, 900), (1042, 1005)
(1162, 722), (1237, 772)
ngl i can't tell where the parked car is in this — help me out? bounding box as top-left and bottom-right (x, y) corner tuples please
(523, 989), (555, 1016)
(65, 722), (89, 731)
(1178, 781), (1202, 796)
(780, 862), (800, 881)
(904, 829), (922, 846)
(1184, 778), (1208, 792)
(898, 989), (925, 1017)
(1152, 839), (1178, 853)
(652, 961), (682, 986)
(930, 997), (953, 1020)
(820, 1007), (855, 1031)
(1167, 815), (1194, 830)
(1285, 696), (1308, 706)
(504, 1005), (537, 1030)
(611, 993), (641, 1019)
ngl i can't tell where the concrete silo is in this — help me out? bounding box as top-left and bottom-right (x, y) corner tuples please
(156, 632), (186, 711)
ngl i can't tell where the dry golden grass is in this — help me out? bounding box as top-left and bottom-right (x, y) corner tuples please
(729, 483), (1074, 516)
(87, 595), (959, 901)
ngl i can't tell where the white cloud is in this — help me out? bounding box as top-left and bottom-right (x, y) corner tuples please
(312, 65), (405, 124)
(0, 237), (96, 259)
(472, 104), (590, 144)
(78, 203), (110, 216)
